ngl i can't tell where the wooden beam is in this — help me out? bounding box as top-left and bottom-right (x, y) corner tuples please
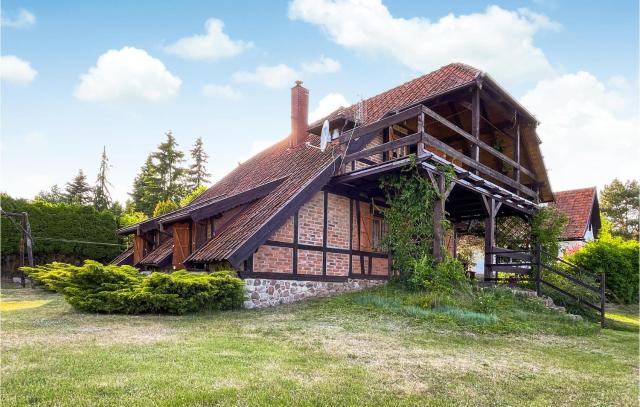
(343, 105), (423, 154)
(343, 132), (421, 164)
(422, 132), (537, 199)
(422, 106), (536, 180)
(471, 87), (480, 169)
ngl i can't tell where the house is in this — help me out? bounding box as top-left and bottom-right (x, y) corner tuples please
(113, 63), (554, 308)
(551, 187), (601, 255)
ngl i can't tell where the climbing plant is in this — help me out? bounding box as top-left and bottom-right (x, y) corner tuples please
(379, 157), (457, 288)
(531, 206), (567, 262)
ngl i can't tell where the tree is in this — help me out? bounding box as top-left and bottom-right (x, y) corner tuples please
(600, 179), (639, 240)
(152, 131), (187, 202)
(93, 146), (113, 211)
(129, 156), (162, 216)
(187, 137), (211, 189)
(35, 184), (66, 203)
(65, 170), (92, 205)
(153, 199), (179, 217)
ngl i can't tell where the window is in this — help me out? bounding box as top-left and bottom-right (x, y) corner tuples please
(372, 217), (387, 250)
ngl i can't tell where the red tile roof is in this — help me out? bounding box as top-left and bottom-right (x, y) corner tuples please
(311, 63), (481, 127)
(187, 135), (338, 264)
(138, 238), (173, 266)
(551, 187), (599, 240)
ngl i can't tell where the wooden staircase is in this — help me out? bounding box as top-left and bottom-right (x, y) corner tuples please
(485, 246), (606, 327)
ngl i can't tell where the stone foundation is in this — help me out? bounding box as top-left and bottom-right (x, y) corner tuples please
(243, 278), (386, 309)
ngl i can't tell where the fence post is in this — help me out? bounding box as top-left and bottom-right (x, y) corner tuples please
(600, 271), (606, 328)
(534, 241), (541, 296)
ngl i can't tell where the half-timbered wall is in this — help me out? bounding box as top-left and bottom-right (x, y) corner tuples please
(251, 191), (389, 279)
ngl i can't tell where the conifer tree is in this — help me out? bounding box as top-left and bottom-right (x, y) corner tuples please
(93, 146), (113, 211)
(152, 131), (187, 202)
(130, 156), (162, 216)
(65, 170), (92, 205)
(188, 137), (211, 189)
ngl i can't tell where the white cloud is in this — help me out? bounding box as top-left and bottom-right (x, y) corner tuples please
(521, 71), (640, 191)
(164, 18), (253, 60)
(201, 84), (242, 100)
(233, 64), (298, 88)
(0, 55), (37, 85)
(302, 55), (341, 74)
(310, 93), (349, 122)
(74, 47), (181, 103)
(1, 8), (36, 28)
(289, 1), (559, 84)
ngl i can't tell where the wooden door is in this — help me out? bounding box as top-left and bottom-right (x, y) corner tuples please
(172, 223), (190, 269)
(133, 235), (145, 265)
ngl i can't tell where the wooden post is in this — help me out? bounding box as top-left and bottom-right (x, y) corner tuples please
(600, 272), (606, 328)
(515, 124), (521, 184)
(534, 240), (542, 296)
(433, 174), (446, 262)
(417, 111), (426, 157)
(452, 227), (458, 259)
(18, 218), (25, 288)
(482, 196), (501, 283)
(471, 87), (480, 173)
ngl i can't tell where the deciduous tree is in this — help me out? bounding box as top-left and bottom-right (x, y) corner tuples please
(601, 179), (639, 240)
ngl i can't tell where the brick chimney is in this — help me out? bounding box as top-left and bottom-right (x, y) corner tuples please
(290, 80), (309, 148)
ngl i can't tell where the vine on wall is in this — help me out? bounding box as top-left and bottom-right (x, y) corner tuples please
(379, 157), (457, 287)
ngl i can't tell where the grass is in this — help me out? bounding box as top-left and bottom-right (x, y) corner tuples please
(1, 285), (638, 406)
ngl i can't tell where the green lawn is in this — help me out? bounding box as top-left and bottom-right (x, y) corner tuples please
(1, 286), (638, 406)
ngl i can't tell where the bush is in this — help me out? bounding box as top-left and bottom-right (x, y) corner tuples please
(22, 261), (245, 314)
(563, 236), (639, 304)
(153, 200), (179, 217)
(407, 256), (467, 293)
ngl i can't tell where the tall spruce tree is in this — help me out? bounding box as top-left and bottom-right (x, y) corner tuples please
(130, 156), (162, 216)
(65, 170), (92, 205)
(188, 137), (211, 189)
(93, 146), (113, 211)
(152, 131), (187, 202)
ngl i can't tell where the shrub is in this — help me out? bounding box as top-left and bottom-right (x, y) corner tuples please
(22, 261), (245, 314)
(180, 186), (208, 207)
(407, 256), (467, 293)
(153, 200), (179, 217)
(563, 236), (639, 304)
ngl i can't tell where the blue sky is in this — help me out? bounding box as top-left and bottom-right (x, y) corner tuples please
(2, 0), (638, 203)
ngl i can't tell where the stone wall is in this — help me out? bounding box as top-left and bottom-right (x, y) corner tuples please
(243, 278), (385, 309)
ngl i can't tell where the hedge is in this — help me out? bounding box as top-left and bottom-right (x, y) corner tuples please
(564, 236), (639, 304)
(21, 261), (246, 314)
(1, 194), (121, 263)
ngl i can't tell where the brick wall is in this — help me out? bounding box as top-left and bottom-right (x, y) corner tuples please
(297, 249), (322, 275)
(298, 192), (324, 245)
(327, 194), (349, 249)
(253, 245), (293, 273)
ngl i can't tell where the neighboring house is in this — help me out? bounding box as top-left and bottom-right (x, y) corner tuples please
(113, 63), (554, 307)
(551, 187), (601, 255)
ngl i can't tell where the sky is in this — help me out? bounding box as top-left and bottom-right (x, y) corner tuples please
(1, 0), (638, 204)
